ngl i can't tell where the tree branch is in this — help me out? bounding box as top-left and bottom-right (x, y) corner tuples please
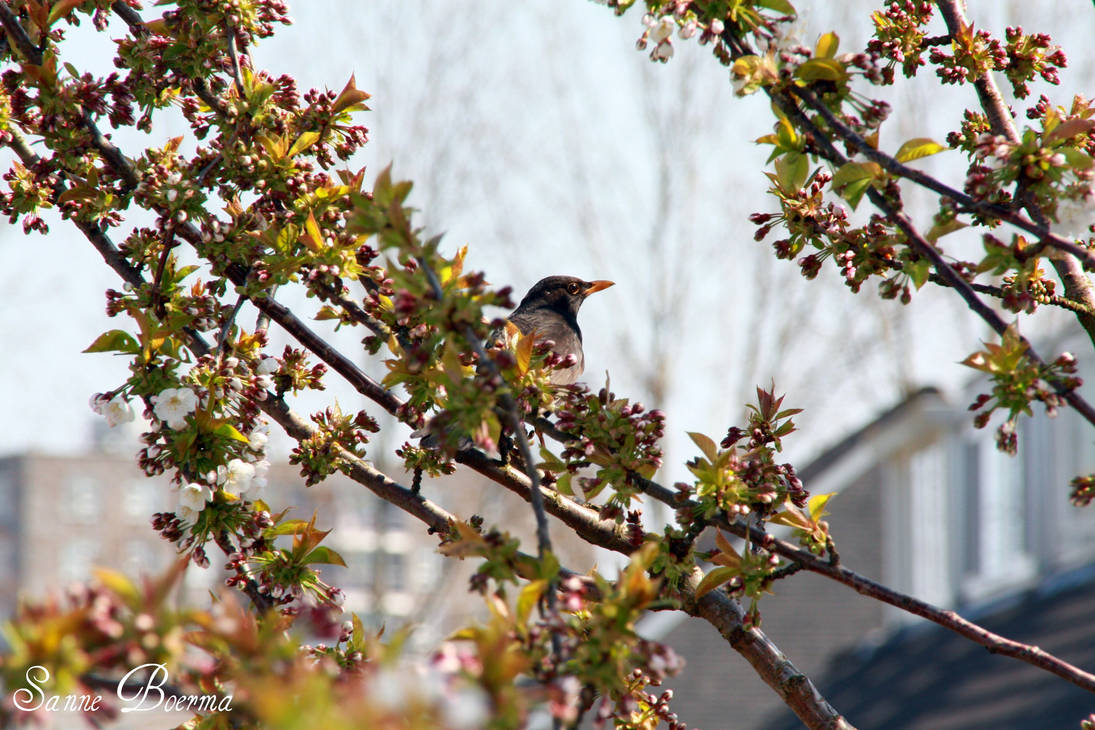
(771, 85), (1095, 428)
(933, 0), (1095, 351)
(530, 416), (1095, 696)
(790, 82), (1095, 273)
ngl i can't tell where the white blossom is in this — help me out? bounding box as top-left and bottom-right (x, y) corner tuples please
(650, 15), (675, 43)
(179, 482), (211, 511)
(652, 41), (675, 60)
(249, 429), (269, 450)
(222, 458), (256, 495)
(1055, 193), (1095, 239)
(151, 387), (198, 429)
(102, 395), (136, 427)
(250, 460), (270, 498)
(178, 482), (211, 522)
(256, 357), (279, 375)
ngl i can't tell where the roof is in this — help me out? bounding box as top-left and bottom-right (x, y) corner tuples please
(761, 569), (1095, 729)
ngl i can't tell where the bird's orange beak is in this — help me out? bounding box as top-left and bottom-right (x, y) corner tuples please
(584, 280), (615, 295)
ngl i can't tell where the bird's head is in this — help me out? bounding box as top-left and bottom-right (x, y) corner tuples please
(516, 276), (615, 318)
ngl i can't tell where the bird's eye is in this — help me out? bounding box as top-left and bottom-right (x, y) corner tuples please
(566, 282), (581, 295)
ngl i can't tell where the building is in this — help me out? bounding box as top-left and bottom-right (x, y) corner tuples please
(0, 446), (448, 633)
(654, 331), (1095, 729)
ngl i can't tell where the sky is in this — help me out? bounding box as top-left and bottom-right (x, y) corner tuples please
(2, 1), (1093, 485)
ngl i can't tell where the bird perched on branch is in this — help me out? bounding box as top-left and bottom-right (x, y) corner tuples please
(506, 275), (615, 384)
(413, 275), (613, 458)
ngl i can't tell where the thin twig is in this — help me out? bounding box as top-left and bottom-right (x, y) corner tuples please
(791, 82), (1095, 272)
(218, 294), (247, 354)
(225, 22), (247, 97)
(771, 84), (1095, 427)
(933, 0), (1095, 351)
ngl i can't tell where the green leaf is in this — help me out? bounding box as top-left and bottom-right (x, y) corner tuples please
(906, 258), (931, 290)
(696, 566), (739, 599)
(796, 58), (847, 82)
(516, 580), (547, 626)
(93, 568), (141, 606)
(1061, 147), (1094, 171)
(213, 422), (251, 444)
(83, 329), (139, 354)
(688, 432), (720, 462)
(895, 137), (945, 163)
(288, 130), (320, 158)
(303, 546), (347, 567)
(755, 0), (796, 14)
(831, 161), (882, 210)
(925, 218), (968, 243)
(815, 31), (839, 58)
(267, 519), (312, 537)
(48, 0), (85, 25)
(807, 493), (834, 519)
(774, 152), (808, 191)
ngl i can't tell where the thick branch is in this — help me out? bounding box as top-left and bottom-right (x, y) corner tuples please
(680, 568), (853, 730)
(0, 4), (41, 63)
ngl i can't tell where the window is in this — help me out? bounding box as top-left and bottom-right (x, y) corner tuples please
(907, 444), (953, 608)
(383, 551), (407, 593)
(66, 476), (99, 524)
(122, 480), (158, 523)
(60, 539), (97, 583)
(960, 438), (1036, 600)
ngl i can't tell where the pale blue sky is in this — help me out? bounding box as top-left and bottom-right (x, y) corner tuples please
(2, 1), (1092, 482)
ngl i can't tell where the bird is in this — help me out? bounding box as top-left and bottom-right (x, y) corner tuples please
(506, 275), (614, 384)
(413, 275), (613, 457)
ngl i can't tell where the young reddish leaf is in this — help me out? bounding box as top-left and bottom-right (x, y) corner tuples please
(332, 74), (372, 114)
(714, 530), (738, 557)
(1046, 118), (1095, 144)
(301, 210), (324, 252)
